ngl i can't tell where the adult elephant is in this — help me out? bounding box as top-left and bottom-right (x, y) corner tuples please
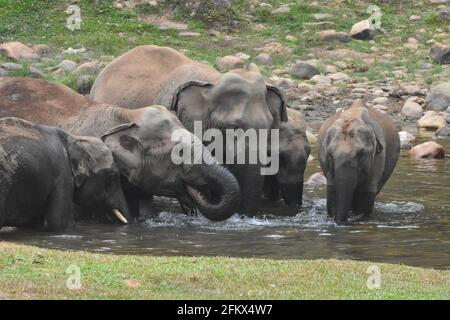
(317, 99), (400, 223)
(0, 77), (240, 221)
(90, 45), (288, 215)
(264, 108), (311, 209)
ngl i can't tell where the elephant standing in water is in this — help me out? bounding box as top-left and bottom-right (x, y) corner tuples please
(318, 100), (400, 223)
(90, 45), (288, 215)
(0, 77), (240, 222)
(0, 117), (129, 230)
(264, 108), (311, 209)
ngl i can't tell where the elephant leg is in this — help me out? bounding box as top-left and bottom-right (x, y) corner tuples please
(238, 166), (264, 216)
(326, 184), (336, 219)
(352, 191), (376, 218)
(45, 183), (74, 231)
(125, 190), (141, 220)
(263, 175), (280, 202)
(23, 214), (46, 229)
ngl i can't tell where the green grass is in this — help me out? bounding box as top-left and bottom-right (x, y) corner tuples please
(0, 242), (449, 299)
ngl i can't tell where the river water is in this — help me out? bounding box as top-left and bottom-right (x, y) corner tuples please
(1, 129), (449, 269)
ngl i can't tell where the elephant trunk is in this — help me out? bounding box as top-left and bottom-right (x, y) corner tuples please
(279, 181), (303, 207)
(186, 163), (240, 221)
(232, 164), (264, 215)
(334, 166), (357, 223)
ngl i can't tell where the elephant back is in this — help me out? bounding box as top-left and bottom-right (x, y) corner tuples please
(0, 77), (94, 127)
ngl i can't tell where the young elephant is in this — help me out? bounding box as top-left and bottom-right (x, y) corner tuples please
(264, 108), (311, 208)
(0, 117), (130, 231)
(317, 100), (400, 223)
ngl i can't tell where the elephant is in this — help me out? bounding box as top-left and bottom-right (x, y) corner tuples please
(0, 77), (240, 222)
(263, 108), (311, 209)
(317, 99), (400, 223)
(90, 45), (288, 215)
(0, 117), (129, 231)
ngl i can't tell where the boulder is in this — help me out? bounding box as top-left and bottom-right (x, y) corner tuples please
(429, 42), (450, 64)
(425, 82), (450, 111)
(76, 75), (95, 94)
(72, 61), (102, 75)
(438, 7), (450, 20)
(328, 72), (350, 82)
(0, 42), (40, 60)
(58, 60), (78, 72)
(408, 141), (445, 159)
(417, 111), (447, 129)
(435, 127), (450, 138)
(254, 53), (273, 65)
(28, 66), (44, 78)
(1, 62), (23, 71)
(401, 101), (423, 118)
(311, 74), (331, 85)
(350, 20), (375, 40)
(305, 172), (327, 186)
(399, 131), (416, 149)
(316, 30), (352, 43)
(271, 6), (290, 14)
(215, 55), (244, 72)
(52, 68), (65, 77)
(0, 68), (8, 77)
(32, 44), (51, 56)
(289, 62), (320, 79)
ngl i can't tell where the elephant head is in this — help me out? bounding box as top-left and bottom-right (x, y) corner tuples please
(67, 136), (130, 224)
(170, 64), (288, 214)
(101, 106), (240, 221)
(319, 103), (385, 223)
(265, 108), (311, 207)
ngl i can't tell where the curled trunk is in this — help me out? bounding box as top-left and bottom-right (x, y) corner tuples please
(186, 163), (240, 221)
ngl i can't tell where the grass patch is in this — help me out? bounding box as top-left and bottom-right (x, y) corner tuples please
(0, 242), (448, 299)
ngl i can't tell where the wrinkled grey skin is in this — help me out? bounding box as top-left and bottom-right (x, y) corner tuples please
(0, 78), (240, 222)
(90, 45), (288, 215)
(264, 108), (311, 210)
(317, 100), (400, 223)
(65, 105), (241, 221)
(0, 117), (129, 231)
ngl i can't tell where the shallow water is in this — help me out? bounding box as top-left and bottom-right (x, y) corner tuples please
(1, 130), (449, 269)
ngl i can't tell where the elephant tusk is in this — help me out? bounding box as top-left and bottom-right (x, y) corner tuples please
(112, 209), (128, 224)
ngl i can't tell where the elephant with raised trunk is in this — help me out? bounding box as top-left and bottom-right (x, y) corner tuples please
(0, 77), (240, 222)
(0, 117), (129, 231)
(264, 108), (311, 210)
(90, 45), (288, 215)
(317, 100), (400, 223)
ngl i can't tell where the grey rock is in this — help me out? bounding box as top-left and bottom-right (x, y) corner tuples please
(32, 44), (51, 56)
(438, 7), (450, 20)
(215, 55), (244, 72)
(426, 82), (450, 111)
(254, 53), (273, 65)
(271, 6), (290, 14)
(76, 75), (95, 94)
(350, 20), (375, 40)
(290, 62), (320, 79)
(429, 42), (450, 64)
(178, 32), (200, 37)
(317, 30), (352, 43)
(401, 101), (423, 118)
(28, 66), (45, 78)
(58, 60), (78, 72)
(52, 68), (65, 77)
(157, 21), (188, 31)
(1, 62), (23, 70)
(0, 67), (8, 77)
(435, 127), (450, 138)
(72, 61), (102, 75)
(305, 172), (327, 186)
(399, 131), (416, 150)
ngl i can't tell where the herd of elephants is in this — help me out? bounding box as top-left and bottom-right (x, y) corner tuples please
(0, 45), (400, 231)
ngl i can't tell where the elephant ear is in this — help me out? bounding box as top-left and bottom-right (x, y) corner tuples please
(101, 123), (138, 140)
(361, 109), (385, 154)
(170, 81), (213, 124)
(266, 84), (288, 128)
(67, 139), (96, 187)
(100, 123), (144, 186)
